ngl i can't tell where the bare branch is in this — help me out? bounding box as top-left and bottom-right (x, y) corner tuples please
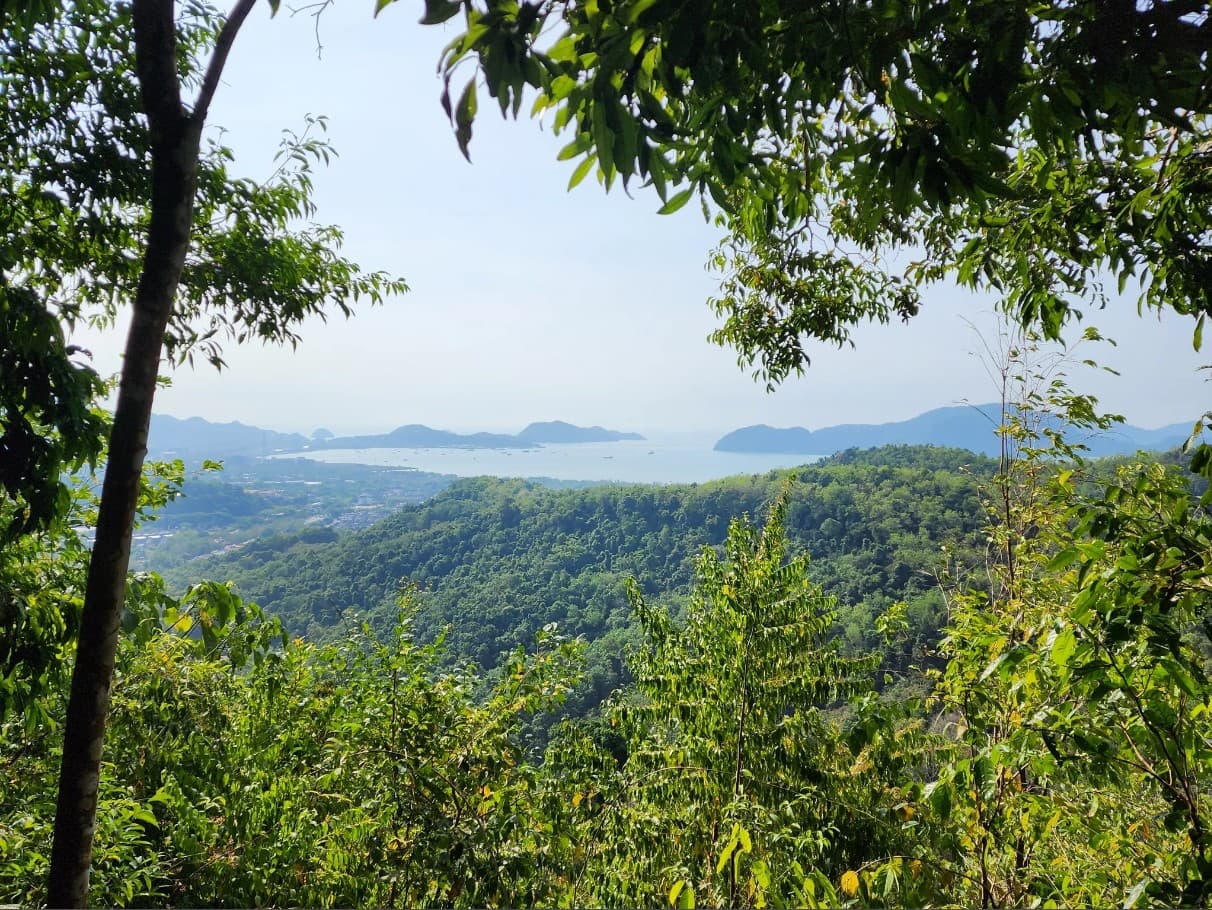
(192, 0), (259, 125)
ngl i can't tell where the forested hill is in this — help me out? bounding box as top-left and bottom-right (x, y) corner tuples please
(170, 446), (997, 702)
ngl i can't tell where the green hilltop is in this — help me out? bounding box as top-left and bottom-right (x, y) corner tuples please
(166, 445), (995, 710)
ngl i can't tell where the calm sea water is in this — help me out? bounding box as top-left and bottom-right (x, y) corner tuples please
(272, 435), (822, 485)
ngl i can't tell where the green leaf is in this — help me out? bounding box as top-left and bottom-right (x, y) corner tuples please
(1042, 547), (1081, 569)
(657, 187), (694, 215)
(717, 837), (737, 874)
(716, 823), (752, 875)
(557, 135), (593, 161)
(129, 807), (159, 830)
(1049, 626), (1076, 668)
(592, 114), (615, 182)
(418, 0), (461, 23)
(669, 879), (695, 908)
(1191, 443), (1212, 478)
(751, 859), (771, 891)
(455, 80), (478, 160)
(978, 653), (1006, 682)
(567, 156), (595, 190)
(927, 782), (951, 821)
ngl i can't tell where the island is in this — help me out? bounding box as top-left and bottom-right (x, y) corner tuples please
(516, 420), (645, 444)
(713, 425), (817, 455)
(149, 415), (646, 459)
(319, 425), (524, 450)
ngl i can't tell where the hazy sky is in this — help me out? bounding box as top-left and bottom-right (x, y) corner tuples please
(74, 1), (1209, 435)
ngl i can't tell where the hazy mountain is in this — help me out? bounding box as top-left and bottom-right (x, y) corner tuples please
(149, 415), (310, 459)
(516, 420), (645, 444)
(715, 404), (1197, 457)
(321, 425), (523, 449)
(149, 415), (646, 459)
(711, 426), (815, 454)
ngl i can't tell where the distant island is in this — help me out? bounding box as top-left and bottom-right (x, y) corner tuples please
(314, 420), (644, 451)
(516, 421), (645, 444)
(318, 425), (523, 450)
(715, 403), (1198, 458)
(713, 426), (815, 455)
(149, 415), (645, 459)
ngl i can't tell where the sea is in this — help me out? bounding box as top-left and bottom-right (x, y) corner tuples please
(270, 433), (823, 485)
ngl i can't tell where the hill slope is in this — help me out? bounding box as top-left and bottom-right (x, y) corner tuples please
(170, 446), (997, 705)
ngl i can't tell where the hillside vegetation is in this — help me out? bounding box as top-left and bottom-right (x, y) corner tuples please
(167, 446), (994, 705)
(7, 434), (1212, 907)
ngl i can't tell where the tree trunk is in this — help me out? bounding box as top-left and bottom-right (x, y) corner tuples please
(46, 0), (254, 902)
(46, 106), (202, 910)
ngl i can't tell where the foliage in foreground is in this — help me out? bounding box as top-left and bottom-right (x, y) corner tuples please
(5, 423), (1212, 906)
(433, 0), (1211, 391)
(2, 585), (583, 907)
(563, 493), (882, 907)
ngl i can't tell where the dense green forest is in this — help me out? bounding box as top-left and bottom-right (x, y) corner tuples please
(165, 446), (994, 710)
(6, 431), (1212, 906)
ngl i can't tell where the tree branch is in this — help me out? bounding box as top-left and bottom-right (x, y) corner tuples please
(192, 0), (258, 125)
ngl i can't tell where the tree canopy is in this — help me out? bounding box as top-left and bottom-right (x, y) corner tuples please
(433, 0), (1210, 382)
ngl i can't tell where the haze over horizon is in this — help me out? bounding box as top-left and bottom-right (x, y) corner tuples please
(152, 396), (1203, 444)
(73, 2), (1210, 438)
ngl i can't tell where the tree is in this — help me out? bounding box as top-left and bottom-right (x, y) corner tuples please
(864, 344), (1212, 908)
(1, 1), (405, 903)
(429, 0), (1209, 381)
(0, 285), (108, 542)
(573, 491), (879, 907)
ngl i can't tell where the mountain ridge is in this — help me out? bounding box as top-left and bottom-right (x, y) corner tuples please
(148, 415), (311, 459)
(715, 403), (1198, 457)
(149, 414), (645, 459)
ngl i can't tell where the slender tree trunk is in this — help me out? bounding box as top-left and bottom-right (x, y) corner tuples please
(46, 0), (254, 903)
(46, 120), (200, 909)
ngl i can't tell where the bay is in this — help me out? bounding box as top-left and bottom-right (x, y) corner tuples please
(270, 434), (822, 484)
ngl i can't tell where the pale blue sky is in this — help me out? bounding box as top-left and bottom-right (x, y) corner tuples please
(76, 0), (1209, 435)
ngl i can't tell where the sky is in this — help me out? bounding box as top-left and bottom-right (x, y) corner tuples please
(74, 0), (1210, 436)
